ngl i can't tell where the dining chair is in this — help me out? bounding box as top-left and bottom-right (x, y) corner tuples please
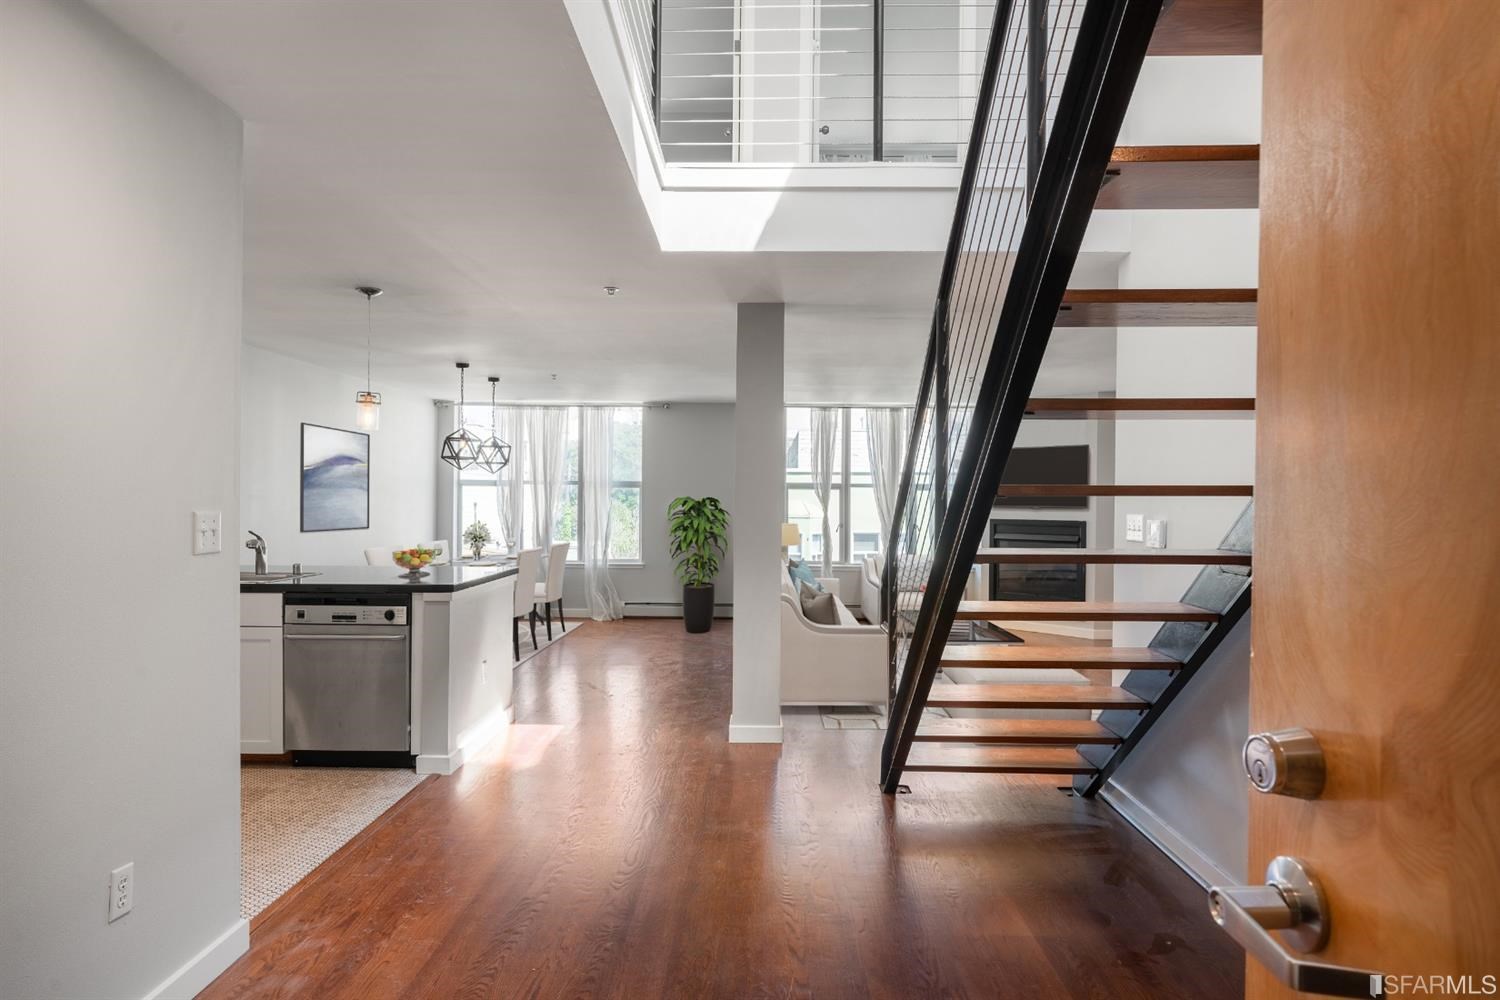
(535, 541), (570, 640)
(511, 547), (543, 659)
(363, 547), (388, 566)
(425, 540), (451, 565)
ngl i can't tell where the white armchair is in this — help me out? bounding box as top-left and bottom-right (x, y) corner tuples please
(780, 575), (887, 707)
(859, 553), (883, 624)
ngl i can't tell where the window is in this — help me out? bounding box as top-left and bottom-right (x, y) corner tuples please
(609, 408), (643, 561)
(455, 405), (641, 563)
(785, 406), (892, 565)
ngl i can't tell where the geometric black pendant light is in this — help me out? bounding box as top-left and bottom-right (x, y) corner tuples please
(440, 362), (482, 470)
(474, 375), (512, 474)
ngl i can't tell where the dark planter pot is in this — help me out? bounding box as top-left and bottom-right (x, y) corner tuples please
(682, 584), (715, 633)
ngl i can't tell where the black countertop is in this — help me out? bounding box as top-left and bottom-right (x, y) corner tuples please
(239, 561), (518, 595)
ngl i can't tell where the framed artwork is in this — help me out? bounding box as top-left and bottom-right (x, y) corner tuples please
(300, 422), (370, 532)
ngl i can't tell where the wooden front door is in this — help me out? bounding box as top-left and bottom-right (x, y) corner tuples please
(1252, 0), (1500, 995)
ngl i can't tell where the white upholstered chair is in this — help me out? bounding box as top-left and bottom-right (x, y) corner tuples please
(859, 553), (883, 624)
(363, 547), (387, 566)
(512, 547), (543, 658)
(534, 541), (570, 640)
(425, 540), (451, 565)
(780, 573), (887, 707)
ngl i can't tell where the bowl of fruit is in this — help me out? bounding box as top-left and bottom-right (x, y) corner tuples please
(392, 546), (439, 578)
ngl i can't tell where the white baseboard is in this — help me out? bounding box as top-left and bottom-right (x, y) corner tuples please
(622, 603), (735, 619)
(417, 703), (514, 775)
(728, 718), (783, 744)
(143, 917), (248, 1000)
(1099, 782), (1236, 889)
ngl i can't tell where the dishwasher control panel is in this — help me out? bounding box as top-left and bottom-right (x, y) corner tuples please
(285, 605), (407, 625)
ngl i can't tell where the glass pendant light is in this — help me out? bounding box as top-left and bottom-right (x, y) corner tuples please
(440, 362), (482, 470)
(354, 286), (383, 431)
(475, 376), (512, 474)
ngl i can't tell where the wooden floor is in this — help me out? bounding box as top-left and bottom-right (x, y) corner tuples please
(204, 619), (1242, 999)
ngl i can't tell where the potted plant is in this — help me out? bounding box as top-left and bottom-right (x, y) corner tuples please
(463, 520), (492, 562)
(667, 496), (728, 633)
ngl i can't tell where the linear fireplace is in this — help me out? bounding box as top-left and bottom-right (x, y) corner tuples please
(989, 518), (1086, 602)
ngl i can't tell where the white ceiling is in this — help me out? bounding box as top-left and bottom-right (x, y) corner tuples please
(89, 0), (1117, 404)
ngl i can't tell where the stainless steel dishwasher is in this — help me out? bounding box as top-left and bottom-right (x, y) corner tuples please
(283, 600), (410, 754)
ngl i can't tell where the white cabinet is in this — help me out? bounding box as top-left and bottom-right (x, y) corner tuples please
(240, 592), (285, 755)
(239, 626), (283, 753)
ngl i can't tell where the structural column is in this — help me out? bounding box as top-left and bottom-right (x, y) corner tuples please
(729, 303), (784, 743)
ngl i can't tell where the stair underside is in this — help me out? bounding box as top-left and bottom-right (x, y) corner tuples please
(904, 747), (1097, 774)
(954, 600), (1220, 622)
(939, 645), (1183, 669)
(1056, 289), (1257, 327)
(926, 684), (1147, 710)
(914, 718), (1122, 745)
(1024, 397), (1256, 419)
(975, 547), (1252, 565)
(1098, 145), (1259, 210)
(1148, 0), (1262, 57)
(999, 483), (1252, 497)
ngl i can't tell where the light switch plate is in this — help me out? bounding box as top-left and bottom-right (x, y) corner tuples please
(193, 510), (222, 555)
(1145, 518), (1167, 549)
(1125, 513), (1145, 543)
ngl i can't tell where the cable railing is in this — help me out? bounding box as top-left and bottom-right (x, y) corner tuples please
(877, 0), (1163, 791)
(614, 0), (1090, 164)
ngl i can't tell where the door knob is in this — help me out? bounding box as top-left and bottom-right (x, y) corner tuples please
(1209, 856), (1384, 997)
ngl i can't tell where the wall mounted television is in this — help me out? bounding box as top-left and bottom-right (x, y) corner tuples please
(996, 445), (1090, 509)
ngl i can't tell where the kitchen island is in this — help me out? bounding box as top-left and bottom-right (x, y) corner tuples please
(240, 562), (519, 774)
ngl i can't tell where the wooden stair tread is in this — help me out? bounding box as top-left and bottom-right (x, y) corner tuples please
(926, 684), (1148, 710)
(1057, 289), (1257, 327)
(941, 644), (1182, 668)
(1098, 145), (1259, 210)
(975, 547), (1251, 565)
(914, 718), (1122, 745)
(999, 483), (1253, 497)
(1148, 0), (1262, 57)
(955, 600), (1220, 622)
(1024, 397), (1256, 419)
(904, 746), (1096, 774)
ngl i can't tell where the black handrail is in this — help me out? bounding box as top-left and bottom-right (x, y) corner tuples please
(879, 0), (1165, 793)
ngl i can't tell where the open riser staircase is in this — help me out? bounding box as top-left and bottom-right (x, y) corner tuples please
(879, 0), (1258, 794)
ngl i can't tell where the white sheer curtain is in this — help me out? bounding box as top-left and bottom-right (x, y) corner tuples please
(865, 407), (908, 549)
(580, 407), (624, 620)
(810, 407), (840, 575)
(496, 405), (525, 552)
(526, 407), (568, 550)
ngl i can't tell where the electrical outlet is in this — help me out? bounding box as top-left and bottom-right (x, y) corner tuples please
(1125, 513), (1145, 543)
(108, 863), (132, 922)
(193, 510), (222, 555)
(1145, 518), (1167, 549)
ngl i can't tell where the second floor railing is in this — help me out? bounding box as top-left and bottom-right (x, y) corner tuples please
(618, 0), (1083, 165)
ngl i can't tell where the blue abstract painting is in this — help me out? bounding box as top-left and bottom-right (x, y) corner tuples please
(301, 423), (369, 532)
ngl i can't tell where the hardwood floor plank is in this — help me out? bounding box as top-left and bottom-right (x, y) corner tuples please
(201, 620), (1240, 999)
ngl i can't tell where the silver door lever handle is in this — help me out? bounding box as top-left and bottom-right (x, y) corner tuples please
(1209, 857), (1384, 998)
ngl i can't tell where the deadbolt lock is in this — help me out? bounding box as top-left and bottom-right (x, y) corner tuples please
(1243, 727), (1325, 799)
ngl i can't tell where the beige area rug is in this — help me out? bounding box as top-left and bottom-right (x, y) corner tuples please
(515, 616), (585, 665)
(241, 766), (427, 919)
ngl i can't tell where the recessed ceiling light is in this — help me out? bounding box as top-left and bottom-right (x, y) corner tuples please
(604, 285), (619, 296)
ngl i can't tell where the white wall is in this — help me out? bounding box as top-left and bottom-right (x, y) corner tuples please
(0, 0), (247, 995)
(240, 344), (437, 566)
(1098, 55), (1262, 885)
(562, 402), (737, 614)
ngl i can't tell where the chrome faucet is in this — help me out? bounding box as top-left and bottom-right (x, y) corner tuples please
(246, 531), (267, 575)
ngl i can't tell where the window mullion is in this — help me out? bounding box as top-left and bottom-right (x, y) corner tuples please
(840, 406), (852, 564)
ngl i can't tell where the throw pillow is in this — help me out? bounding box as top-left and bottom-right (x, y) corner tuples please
(799, 581), (839, 625)
(787, 559), (822, 592)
